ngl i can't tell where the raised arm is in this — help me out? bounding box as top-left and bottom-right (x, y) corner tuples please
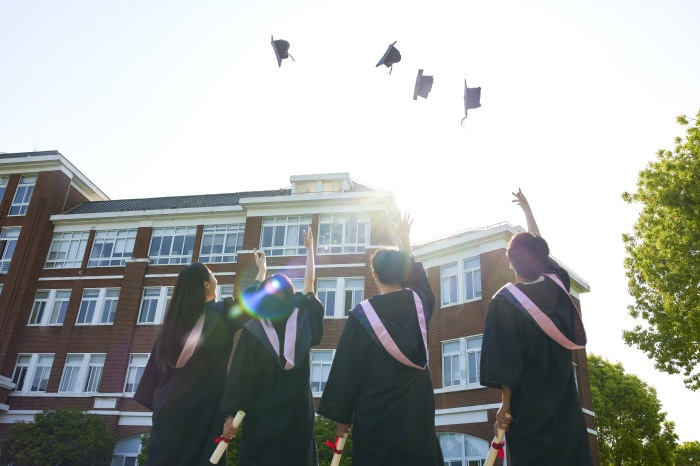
(392, 211), (414, 253)
(512, 189), (540, 236)
(254, 251), (267, 283)
(302, 230), (315, 295)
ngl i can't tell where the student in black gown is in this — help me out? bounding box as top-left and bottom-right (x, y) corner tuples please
(134, 261), (257, 465)
(219, 230), (324, 466)
(479, 189), (592, 466)
(318, 213), (444, 466)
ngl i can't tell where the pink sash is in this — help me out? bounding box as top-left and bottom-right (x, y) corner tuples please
(504, 273), (586, 350)
(359, 289), (428, 370)
(260, 308), (299, 370)
(175, 312), (206, 368)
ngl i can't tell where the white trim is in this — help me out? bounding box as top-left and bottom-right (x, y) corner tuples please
(38, 275), (124, 281)
(0, 409), (153, 426)
(0, 403), (9, 411)
(8, 392), (125, 398)
(587, 428), (598, 436)
(434, 384), (486, 394)
(0, 375), (15, 390)
(51, 205), (245, 224)
(267, 263), (365, 270)
(436, 403), (502, 415)
(94, 398), (117, 409)
(143, 272), (236, 279)
(125, 258), (150, 264)
(434, 404), (499, 426)
(582, 408), (595, 417)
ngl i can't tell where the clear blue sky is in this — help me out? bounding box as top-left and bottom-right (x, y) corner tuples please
(2, 0), (699, 442)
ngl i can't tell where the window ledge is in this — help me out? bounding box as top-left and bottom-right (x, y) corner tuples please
(434, 384), (486, 394)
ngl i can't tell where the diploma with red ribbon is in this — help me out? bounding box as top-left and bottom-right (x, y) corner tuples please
(325, 434), (347, 466)
(209, 410), (245, 464)
(484, 413), (510, 466)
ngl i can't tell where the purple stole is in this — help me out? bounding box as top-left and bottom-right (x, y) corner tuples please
(497, 273), (587, 350)
(354, 289), (428, 370)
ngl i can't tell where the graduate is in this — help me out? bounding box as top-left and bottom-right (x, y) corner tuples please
(479, 189), (592, 466)
(134, 262), (255, 465)
(219, 230), (323, 466)
(318, 213), (444, 466)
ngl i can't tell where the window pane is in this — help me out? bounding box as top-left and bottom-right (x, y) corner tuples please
(443, 341), (460, 353)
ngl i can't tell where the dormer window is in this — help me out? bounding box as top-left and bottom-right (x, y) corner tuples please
(291, 173), (352, 194)
(297, 181), (317, 194)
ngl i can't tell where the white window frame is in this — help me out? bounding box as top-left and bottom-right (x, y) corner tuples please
(123, 354), (150, 394)
(112, 435), (144, 466)
(463, 257), (482, 302)
(441, 263), (459, 306)
(9, 175), (36, 216)
(148, 227), (197, 265)
(316, 277), (365, 318)
(88, 229), (136, 267)
(58, 353), (106, 394)
(438, 433), (489, 466)
(260, 216), (311, 257)
(45, 231), (89, 269)
(0, 177), (8, 202)
(76, 288), (120, 325)
(317, 213), (371, 254)
(28, 289), (71, 326)
(199, 224), (245, 264)
(0, 227), (20, 273)
(440, 335), (483, 390)
(137, 286), (173, 324)
(215, 284), (235, 301)
(11, 354), (54, 393)
(310, 349), (335, 396)
(440, 257), (482, 308)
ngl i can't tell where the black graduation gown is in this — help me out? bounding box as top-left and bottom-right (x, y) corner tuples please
(318, 258), (444, 466)
(479, 265), (592, 466)
(134, 297), (249, 466)
(219, 290), (324, 466)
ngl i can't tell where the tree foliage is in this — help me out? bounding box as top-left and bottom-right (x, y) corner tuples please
(314, 415), (353, 466)
(675, 441), (700, 466)
(588, 354), (678, 466)
(0, 408), (116, 466)
(622, 109), (700, 390)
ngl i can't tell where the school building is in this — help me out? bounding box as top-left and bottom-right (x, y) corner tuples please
(0, 150), (599, 465)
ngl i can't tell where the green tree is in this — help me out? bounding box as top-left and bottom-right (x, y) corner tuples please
(676, 441), (700, 466)
(588, 354), (678, 466)
(314, 415), (352, 466)
(136, 433), (149, 466)
(0, 408), (115, 466)
(622, 109), (700, 390)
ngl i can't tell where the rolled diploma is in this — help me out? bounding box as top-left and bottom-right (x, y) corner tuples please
(484, 413), (511, 466)
(330, 434), (347, 466)
(209, 410), (246, 464)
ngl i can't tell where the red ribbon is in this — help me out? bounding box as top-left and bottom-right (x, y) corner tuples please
(214, 435), (231, 445)
(492, 440), (505, 459)
(325, 437), (343, 455)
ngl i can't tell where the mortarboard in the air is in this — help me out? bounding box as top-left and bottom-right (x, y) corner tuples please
(271, 36), (295, 67)
(462, 80), (482, 124)
(413, 69), (434, 100)
(376, 41), (401, 74)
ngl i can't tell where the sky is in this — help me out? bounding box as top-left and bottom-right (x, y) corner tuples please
(1, 0), (699, 442)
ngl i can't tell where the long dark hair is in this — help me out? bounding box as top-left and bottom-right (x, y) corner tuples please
(506, 232), (551, 281)
(371, 247), (411, 285)
(154, 262), (211, 374)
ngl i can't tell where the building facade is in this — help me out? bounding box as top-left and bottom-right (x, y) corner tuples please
(0, 151), (599, 465)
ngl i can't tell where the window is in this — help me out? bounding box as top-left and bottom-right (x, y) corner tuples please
(28, 290), (71, 326)
(441, 336), (483, 388)
(215, 285), (235, 301)
(317, 278), (365, 318)
(45, 232), (89, 269)
(463, 257), (482, 301)
(296, 181), (317, 194)
(441, 263), (458, 306)
(317, 214), (370, 254)
(9, 175), (36, 216)
(124, 354), (149, 394)
(11, 354), (54, 393)
(76, 289), (120, 325)
(0, 227), (20, 273)
(310, 350), (333, 394)
(260, 216), (311, 256)
(138, 287), (173, 324)
(438, 433), (489, 466)
(89, 230), (136, 267)
(112, 435), (143, 466)
(59, 353), (106, 393)
(0, 177), (8, 201)
(148, 227), (196, 265)
(322, 180), (343, 192)
(199, 224), (245, 263)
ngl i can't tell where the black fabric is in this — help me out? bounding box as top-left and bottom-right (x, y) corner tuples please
(219, 292), (324, 466)
(134, 296), (250, 466)
(318, 258), (443, 466)
(480, 265), (592, 466)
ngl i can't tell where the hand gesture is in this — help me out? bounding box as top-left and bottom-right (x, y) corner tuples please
(494, 405), (512, 437)
(511, 188), (531, 211)
(336, 422), (351, 438)
(391, 211), (414, 239)
(223, 416), (238, 439)
(303, 229), (314, 251)
(254, 251), (267, 273)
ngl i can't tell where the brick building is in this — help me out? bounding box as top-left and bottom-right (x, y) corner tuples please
(0, 151), (599, 465)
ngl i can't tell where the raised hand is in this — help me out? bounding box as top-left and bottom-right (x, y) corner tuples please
(511, 188), (531, 210)
(254, 251), (267, 282)
(391, 211), (414, 238)
(512, 188), (540, 236)
(303, 229), (314, 251)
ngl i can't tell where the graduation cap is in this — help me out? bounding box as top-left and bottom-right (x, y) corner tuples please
(376, 41), (401, 74)
(413, 69), (434, 100)
(271, 36), (295, 67)
(461, 80), (482, 124)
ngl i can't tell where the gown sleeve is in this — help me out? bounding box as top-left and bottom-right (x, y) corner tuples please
(220, 330), (258, 418)
(404, 257), (436, 319)
(317, 315), (369, 424)
(295, 291), (325, 346)
(479, 297), (524, 390)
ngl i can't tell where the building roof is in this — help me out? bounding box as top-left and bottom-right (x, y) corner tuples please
(0, 150), (63, 159)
